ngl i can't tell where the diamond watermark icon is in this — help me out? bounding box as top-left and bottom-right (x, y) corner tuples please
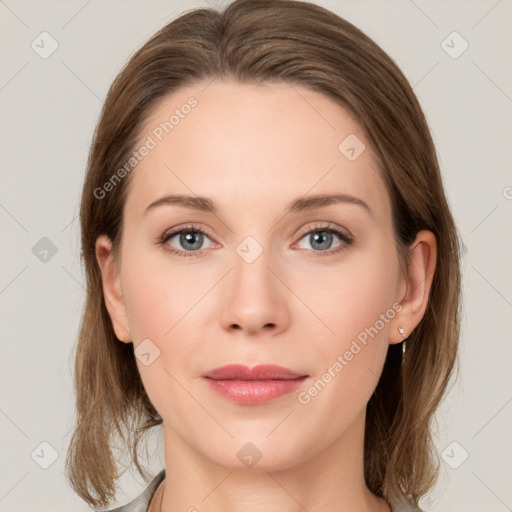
(31, 31), (59, 59)
(338, 134), (366, 161)
(32, 237), (58, 263)
(31, 441), (59, 469)
(134, 338), (161, 366)
(236, 236), (263, 264)
(237, 442), (263, 468)
(441, 441), (469, 469)
(441, 31), (469, 59)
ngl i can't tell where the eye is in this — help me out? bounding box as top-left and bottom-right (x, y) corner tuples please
(294, 222), (353, 257)
(158, 222), (353, 258)
(159, 224), (216, 257)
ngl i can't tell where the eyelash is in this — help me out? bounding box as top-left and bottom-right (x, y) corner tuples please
(158, 222), (353, 258)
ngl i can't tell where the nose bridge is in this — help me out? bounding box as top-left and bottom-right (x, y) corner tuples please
(220, 232), (289, 334)
(234, 235), (272, 291)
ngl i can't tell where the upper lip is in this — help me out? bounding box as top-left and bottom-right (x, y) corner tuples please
(202, 364), (307, 381)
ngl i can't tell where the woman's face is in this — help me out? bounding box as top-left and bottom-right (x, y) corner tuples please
(98, 79), (409, 470)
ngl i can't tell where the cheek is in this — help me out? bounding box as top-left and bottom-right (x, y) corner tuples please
(121, 243), (204, 340)
(296, 265), (398, 434)
(120, 244), (213, 405)
(123, 270), (169, 340)
(308, 244), (399, 388)
(120, 249), (205, 419)
(318, 244), (398, 337)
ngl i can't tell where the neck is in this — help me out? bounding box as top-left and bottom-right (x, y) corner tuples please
(157, 408), (390, 512)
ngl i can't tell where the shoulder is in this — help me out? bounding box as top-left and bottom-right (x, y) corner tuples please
(102, 469), (166, 512)
(389, 496), (425, 512)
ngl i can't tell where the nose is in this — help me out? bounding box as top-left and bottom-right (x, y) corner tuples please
(219, 243), (291, 337)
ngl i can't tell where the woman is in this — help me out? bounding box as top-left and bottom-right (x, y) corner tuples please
(65, 0), (462, 510)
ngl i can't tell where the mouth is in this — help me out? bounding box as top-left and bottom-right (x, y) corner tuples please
(201, 364), (309, 404)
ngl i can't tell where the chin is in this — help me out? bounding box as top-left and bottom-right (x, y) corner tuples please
(200, 435), (307, 473)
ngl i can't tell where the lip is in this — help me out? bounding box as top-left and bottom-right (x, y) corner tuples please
(202, 364), (309, 405)
(202, 364), (306, 380)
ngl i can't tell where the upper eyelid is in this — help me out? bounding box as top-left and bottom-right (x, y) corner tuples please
(295, 222), (351, 238)
(163, 223), (216, 242)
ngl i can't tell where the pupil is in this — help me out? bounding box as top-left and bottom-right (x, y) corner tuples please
(182, 231), (202, 250)
(312, 231), (331, 250)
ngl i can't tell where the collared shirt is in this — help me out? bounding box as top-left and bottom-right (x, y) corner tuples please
(103, 469), (165, 512)
(103, 469), (423, 511)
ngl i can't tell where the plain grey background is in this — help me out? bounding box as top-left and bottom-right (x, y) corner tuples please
(1, 0), (511, 510)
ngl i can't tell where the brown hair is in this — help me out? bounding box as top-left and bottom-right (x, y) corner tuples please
(65, 0), (462, 508)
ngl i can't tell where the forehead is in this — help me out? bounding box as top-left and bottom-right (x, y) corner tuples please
(124, 79), (390, 223)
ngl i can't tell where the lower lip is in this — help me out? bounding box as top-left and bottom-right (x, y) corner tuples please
(204, 377), (308, 404)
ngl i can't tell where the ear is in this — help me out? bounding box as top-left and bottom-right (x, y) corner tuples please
(389, 230), (437, 344)
(95, 234), (132, 343)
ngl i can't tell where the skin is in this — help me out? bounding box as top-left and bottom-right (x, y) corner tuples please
(96, 79), (436, 512)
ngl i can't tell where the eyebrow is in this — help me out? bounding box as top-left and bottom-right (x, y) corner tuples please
(143, 193), (373, 218)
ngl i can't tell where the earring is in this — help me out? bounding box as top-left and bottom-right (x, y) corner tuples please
(397, 326), (406, 355)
